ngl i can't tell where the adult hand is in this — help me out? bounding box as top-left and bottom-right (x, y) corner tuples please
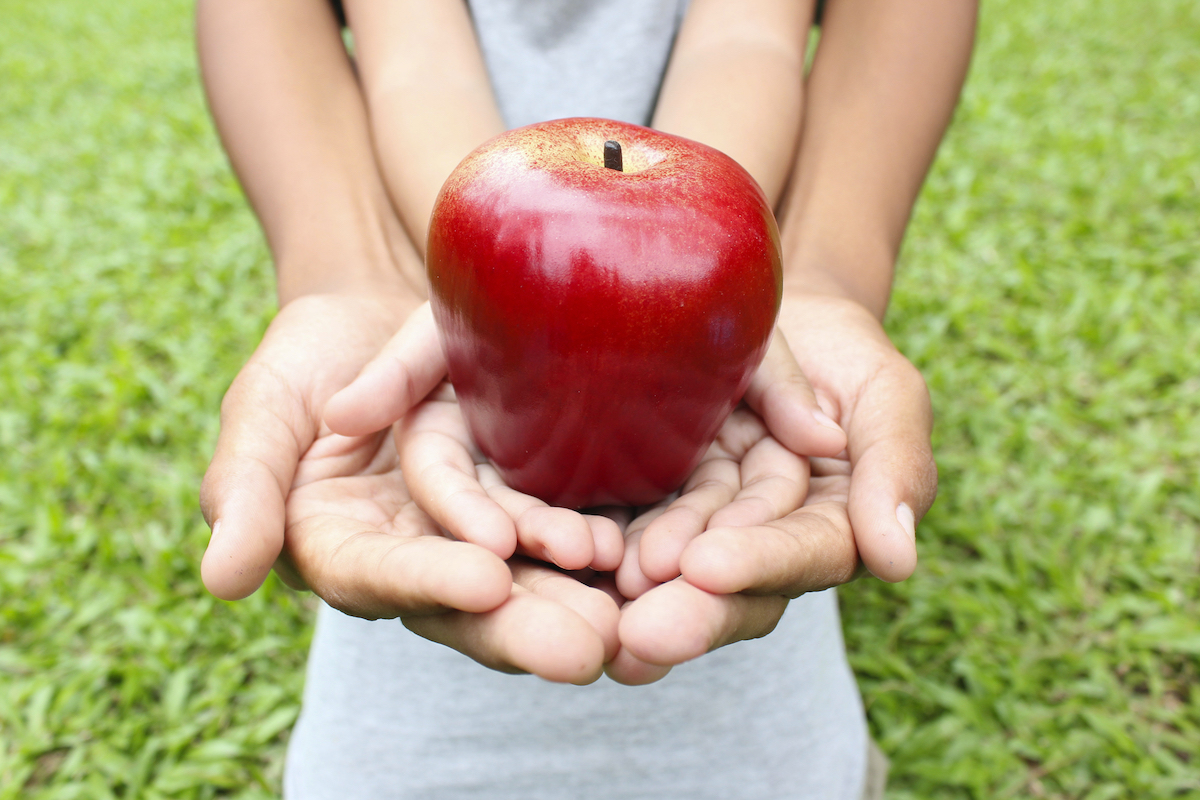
(324, 304), (855, 684)
(326, 309), (846, 591)
(614, 329), (848, 600)
(199, 291), (618, 684)
(609, 290), (937, 683)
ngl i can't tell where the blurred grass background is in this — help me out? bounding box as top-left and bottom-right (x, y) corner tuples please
(1, 0), (1197, 797)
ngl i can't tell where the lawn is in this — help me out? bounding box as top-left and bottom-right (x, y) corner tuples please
(1, 1), (1197, 798)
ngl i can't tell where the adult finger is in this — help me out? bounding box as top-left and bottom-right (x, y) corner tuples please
(199, 362), (306, 600)
(743, 328), (847, 458)
(404, 587), (608, 685)
(844, 359), (937, 582)
(617, 578), (788, 666)
(286, 511), (513, 619)
(324, 302), (446, 436)
(604, 645), (674, 686)
(510, 559), (622, 662)
(597, 560), (674, 684)
(678, 496), (859, 597)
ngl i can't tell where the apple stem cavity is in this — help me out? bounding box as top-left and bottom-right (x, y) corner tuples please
(604, 140), (623, 172)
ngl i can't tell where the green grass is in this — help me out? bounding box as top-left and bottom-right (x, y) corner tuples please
(1, 0), (1197, 797)
(1, 3), (308, 797)
(844, 2), (1200, 798)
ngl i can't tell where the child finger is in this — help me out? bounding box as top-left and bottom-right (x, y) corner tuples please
(614, 524), (660, 600)
(476, 465), (596, 571)
(398, 425), (517, 559)
(324, 302), (446, 436)
(635, 456), (740, 583)
(706, 436), (809, 529)
(584, 514), (625, 572)
(742, 328), (847, 458)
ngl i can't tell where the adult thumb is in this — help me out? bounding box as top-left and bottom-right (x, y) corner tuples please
(199, 363), (305, 600)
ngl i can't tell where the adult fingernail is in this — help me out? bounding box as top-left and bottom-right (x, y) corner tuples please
(812, 409), (843, 432)
(895, 503), (916, 544)
(208, 519), (237, 560)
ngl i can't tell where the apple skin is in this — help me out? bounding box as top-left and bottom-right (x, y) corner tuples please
(427, 117), (782, 508)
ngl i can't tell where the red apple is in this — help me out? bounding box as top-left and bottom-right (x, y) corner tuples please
(427, 117), (781, 508)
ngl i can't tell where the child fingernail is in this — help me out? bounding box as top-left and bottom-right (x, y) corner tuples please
(812, 409), (843, 431)
(895, 503), (916, 543)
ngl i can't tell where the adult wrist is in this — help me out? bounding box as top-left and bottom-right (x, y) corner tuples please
(274, 251), (426, 308)
(273, 218), (428, 306)
(780, 237), (896, 321)
(265, 184), (428, 305)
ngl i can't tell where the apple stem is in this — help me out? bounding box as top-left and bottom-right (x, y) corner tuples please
(604, 140), (623, 172)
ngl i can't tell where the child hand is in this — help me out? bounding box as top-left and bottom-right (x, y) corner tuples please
(615, 330), (848, 600)
(323, 303), (623, 572)
(200, 292), (616, 683)
(608, 292), (937, 684)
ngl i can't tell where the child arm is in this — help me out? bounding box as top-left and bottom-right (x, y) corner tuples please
(653, 0), (817, 206)
(342, 0), (506, 257)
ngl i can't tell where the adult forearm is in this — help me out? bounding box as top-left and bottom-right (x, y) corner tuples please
(779, 0), (977, 318)
(196, 0), (420, 304)
(344, 0), (506, 258)
(652, 0), (815, 207)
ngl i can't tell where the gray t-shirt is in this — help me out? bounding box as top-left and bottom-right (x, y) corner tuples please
(469, 0), (688, 127)
(285, 2), (869, 797)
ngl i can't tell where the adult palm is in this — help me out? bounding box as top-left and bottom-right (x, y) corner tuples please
(199, 292), (617, 684)
(611, 290), (938, 678)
